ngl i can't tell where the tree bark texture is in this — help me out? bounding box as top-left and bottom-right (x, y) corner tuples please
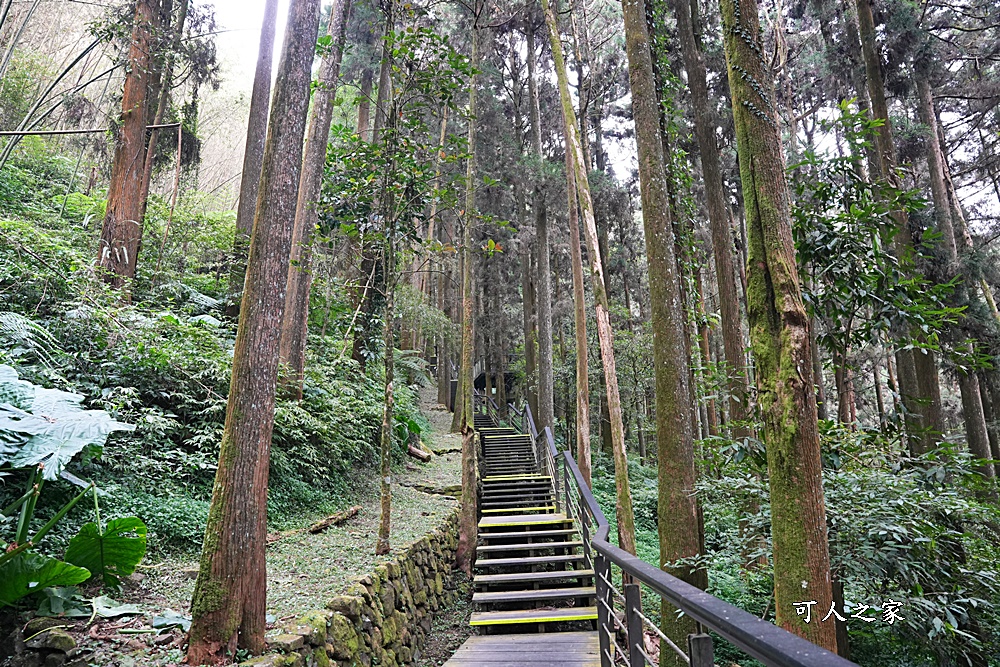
(527, 24), (555, 434)
(377, 201), (397, 556)
(566, 133), (591, 487)
(185, 0), (321, 661)
(227, 0), (278, 315)
(521, 246), (539, 418)
(916, 77), (994, 479)
(140, 0), (189, 221)
(672, 0), (749, 439)
(96, 0), (155, 292)
(855, 0), (942, 454)
(455, 10), (482, 576)
(279, 0), (353, 398)
(621, 0), (707, 658)
(718, 0), (837, 651)
(542, 0), (637, 556)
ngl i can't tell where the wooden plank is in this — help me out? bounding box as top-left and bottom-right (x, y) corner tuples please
(470, 606), (598, 625)
(480, 506), (556, 514)
(480, 502), (555, 510)
(477, 540), (582, 553)
(478, 513), (567, 527)
(472, 586), (596, 603)
(473, 569), (594, 585)
(454, 632), (598, 647)
(478, 528), (577, 540)
(482, 474), (551, 482)
(475, 553), (583, 568)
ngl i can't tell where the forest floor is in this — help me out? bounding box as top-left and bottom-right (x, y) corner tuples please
(38, 384), (466, 667)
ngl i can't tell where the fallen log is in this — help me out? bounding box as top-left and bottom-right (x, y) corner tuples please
(308, 505), (361, 534)
(407, 443), (432, 462)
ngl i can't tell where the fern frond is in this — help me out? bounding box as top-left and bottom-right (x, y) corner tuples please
(0, 312), (59, 366)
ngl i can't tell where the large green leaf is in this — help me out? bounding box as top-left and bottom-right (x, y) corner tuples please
(64, 517), (147, 590)
(0, 365), (134, 480)
(0, 553), (91, 608)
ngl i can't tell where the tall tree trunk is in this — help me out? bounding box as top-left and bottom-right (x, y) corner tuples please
(436, 255), (452, 407)
(855, 0), (942, 455)
(622, 0), (707, 657)
(353, 11), (395, 372)
(140, 0), (189, 221)
(981, 372), (1000, 478)
(527, 24), (555, 433)
(718, 0), (837, 651)
(916, 77), (994, 479)
(356, 66), (374, 140)
(542, 0), (637, 556)
(226, 0), (278, 316)
(455, 7), (482, 576)
(566, 123), (591, 487)
(96, 0), (155, 293)
(279, 0), (352, 398)
(521, 246), (539, 418)
(672, 0), (749, 440)
(186, 0), (321, 661)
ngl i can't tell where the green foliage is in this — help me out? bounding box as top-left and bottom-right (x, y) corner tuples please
(0, 312), (60, 367)
(0, 365), (134, 480)
(0, 553), (90, 608)
(792, 103), (964, 361)
(698, 427), (1000, 666)
(64, 517), (148, 590)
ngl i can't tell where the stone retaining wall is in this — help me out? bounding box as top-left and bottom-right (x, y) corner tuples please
(245, 506), (463, 667)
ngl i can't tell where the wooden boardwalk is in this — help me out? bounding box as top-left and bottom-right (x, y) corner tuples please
(442, 412), (600, 666)
(443, 632), (600, 667)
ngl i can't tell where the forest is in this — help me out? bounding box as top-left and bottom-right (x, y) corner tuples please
(0, 0), (998, 665)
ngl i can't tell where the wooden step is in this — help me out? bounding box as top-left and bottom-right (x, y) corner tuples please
(479, 513), (569, 528)
(475, 553), (584, 568)
(472, 586), (596, 604)
(480, 483), (553, 493)
(481, 497), (555, 506)
(477, 540), (582, 553)
(481, 500), (555, 510)
(474, 569), (594, 586)
(480, 506), (556, 515)
(479, 528), (578, 540)
(483, 484), (552, 500)
(483, 474), (550, 482)
(470, 606), (598, 626)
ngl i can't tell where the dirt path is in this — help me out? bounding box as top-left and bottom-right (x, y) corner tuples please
(55, 384), (464, 667)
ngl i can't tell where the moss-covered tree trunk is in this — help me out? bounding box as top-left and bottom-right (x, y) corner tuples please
(279, 0), (352, 398)
(226, 0), (278, 316)
(96, 0), (155, 293)
(565, 126), (591, 487)
(186, 0), (321, 662)
(621, 0), (706, 658)
(542, 0), (637, 555)
(455, 7), (482, 575)
(718, 0), (837, 651)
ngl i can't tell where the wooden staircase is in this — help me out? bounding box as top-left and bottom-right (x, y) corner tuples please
(469, 416), (598, 632)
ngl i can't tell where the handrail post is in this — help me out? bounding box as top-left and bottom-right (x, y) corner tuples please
(562, 454), (571, 520)
(595, 554), (612, 667)
(688, 634), (714, 667)
(625, 583), (644, 667)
